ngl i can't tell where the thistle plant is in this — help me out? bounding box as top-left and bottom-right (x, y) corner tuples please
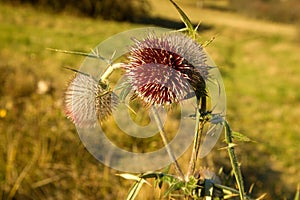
(59, 0), (267, 199)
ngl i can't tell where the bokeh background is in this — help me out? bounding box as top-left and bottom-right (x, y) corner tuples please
(0, 0), (299, 199)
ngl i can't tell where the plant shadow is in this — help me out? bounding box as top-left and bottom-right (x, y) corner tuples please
(241, 149), (293, 199)
(135, 16), (213, 32)
(210, 144), (293, 199)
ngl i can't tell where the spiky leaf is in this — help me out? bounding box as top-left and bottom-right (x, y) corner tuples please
(232, 131), (253, 142)
(126, 179), (145, 200)
(169, 0), (194, 36)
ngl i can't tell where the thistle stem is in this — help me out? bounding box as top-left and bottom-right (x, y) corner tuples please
(223, 121), (246, 200)
(151, 106), (185, 181)
(100, 63), (123, 81)
(186, 97), (206, 180)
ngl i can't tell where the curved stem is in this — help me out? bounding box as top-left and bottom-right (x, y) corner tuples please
(100, 63), (123, 81)
(151, 106), (185, 181)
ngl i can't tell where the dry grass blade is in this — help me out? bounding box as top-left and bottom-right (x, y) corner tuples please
(7, 144), (40, 200)
(31, 175), (62, 189)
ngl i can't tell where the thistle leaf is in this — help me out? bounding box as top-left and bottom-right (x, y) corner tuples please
(47, 48), (109, 62)
(119, 173), (152, 200)
(117, 173), (151, 185)
(140, 172), (163, 179)
(126, 179), (145, 200)
(163, 180), (185, 198)
(232, 131), (254, 142)
(169, 0), (194, 35)
(117, 173), (140, 181)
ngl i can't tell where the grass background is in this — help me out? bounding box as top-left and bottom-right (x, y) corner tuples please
(0, 0), (299, 199)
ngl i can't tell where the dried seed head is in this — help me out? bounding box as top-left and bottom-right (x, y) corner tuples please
(124, 32), (208, 105)
(64, 73), (117, 128)
(198, 167), (221, 183)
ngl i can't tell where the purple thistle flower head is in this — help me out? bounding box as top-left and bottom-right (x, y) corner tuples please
(124, 32), (209, 105)
(64, 72), (118, 128)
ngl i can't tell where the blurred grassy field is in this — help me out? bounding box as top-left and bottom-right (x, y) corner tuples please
(0, 0), (300, 199)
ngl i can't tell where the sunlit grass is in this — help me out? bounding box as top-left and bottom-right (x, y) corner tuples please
(0, 1), (299, 199)
(0, 3), (140, 199)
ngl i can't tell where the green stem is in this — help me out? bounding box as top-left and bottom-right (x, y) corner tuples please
(186, 101), (201, 180)
(186, 97), (206, 180)
(223, 121), (245, 200)
(151, 106), (185, 181)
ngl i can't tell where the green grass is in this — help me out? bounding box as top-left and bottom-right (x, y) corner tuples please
(0, 1), (300, 199)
